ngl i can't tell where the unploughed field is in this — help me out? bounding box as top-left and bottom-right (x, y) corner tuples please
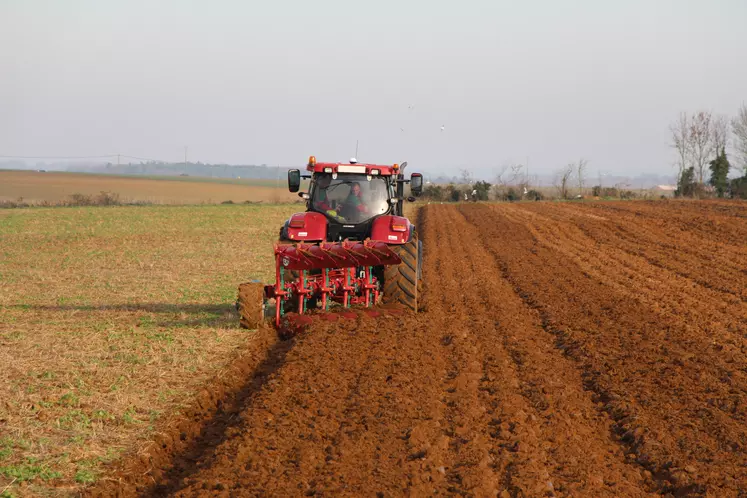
(1, 200), (746, 497)
(0, 204), (299, 497)
(0, 170), (301, 205)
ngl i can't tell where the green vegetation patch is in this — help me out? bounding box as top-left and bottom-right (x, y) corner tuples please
(0, 203), (298, 496)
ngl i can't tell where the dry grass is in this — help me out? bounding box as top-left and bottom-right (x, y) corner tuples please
(0, 204), (300, 496)
(0, 170), (303, 205)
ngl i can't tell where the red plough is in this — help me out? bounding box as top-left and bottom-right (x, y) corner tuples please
(265, 240), (402, 327)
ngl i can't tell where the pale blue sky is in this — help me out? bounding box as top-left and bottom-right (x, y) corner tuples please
(2, 0), (746, 177)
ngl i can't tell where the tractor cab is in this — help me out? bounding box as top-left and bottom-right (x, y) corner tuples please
(310, 172), (391, 224)
(283, 157), (423, 243)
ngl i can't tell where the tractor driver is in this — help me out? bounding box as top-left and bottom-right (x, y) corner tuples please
(339, 182), (369, 220)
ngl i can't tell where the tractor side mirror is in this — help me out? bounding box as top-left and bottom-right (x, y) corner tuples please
(410, 172), (423, 197)
(288, 169), (301, 193)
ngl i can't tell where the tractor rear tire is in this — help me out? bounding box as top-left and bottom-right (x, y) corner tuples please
(383, 232), (419, 312)
(237, 282), (265, 329)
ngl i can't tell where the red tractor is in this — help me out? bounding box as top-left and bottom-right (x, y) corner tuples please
(237, 156), (423, 330)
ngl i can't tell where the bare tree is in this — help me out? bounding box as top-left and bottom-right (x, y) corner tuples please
(712, 114), (729, 153)
(509, 163), (524, 184)
(494, 165), (509, 186)
(459, 168), (473, 185)
(494, 164), (525, 186)
(516, 170), (531, 199)
(689, 111), (714, 183)
(554, 164), (574, 199)
(508, 163), (528, 199)
(670, 112), (690, 182)
(733, 103), (747, 174)
(495, 165), (510, 188)
(576, 158), (588, 195)
(492, 165), (510, 200)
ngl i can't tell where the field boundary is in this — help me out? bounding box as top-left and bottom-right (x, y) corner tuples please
(0, 170), (304, 205)
(0, 194), (298, 209)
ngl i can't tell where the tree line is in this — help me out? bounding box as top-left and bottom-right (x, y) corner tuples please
(419, 160), (642, 203)
(670, 104), (747, 198)
(424, 103), (747, 203)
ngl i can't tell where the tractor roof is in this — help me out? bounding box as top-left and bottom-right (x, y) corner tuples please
(306, 156), (399, 176)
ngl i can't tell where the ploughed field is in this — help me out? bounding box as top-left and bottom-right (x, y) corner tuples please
(92, 201), (746, 497)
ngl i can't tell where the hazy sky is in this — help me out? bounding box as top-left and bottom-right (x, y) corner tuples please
(2, 0), (746, 177)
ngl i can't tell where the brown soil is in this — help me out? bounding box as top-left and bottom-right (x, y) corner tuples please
(86, 200), (747, 497)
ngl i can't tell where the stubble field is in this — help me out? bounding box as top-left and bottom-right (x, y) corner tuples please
(1, 200), (746, 497)
(0, 204), (298, 496)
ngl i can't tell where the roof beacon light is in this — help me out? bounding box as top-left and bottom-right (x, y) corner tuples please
(308, 156), (316, 166)
(392, 163), (399, 172)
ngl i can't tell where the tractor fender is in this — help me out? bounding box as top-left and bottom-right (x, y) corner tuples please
(371, 215), (411, 245)
(284, 212), (327, 242)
